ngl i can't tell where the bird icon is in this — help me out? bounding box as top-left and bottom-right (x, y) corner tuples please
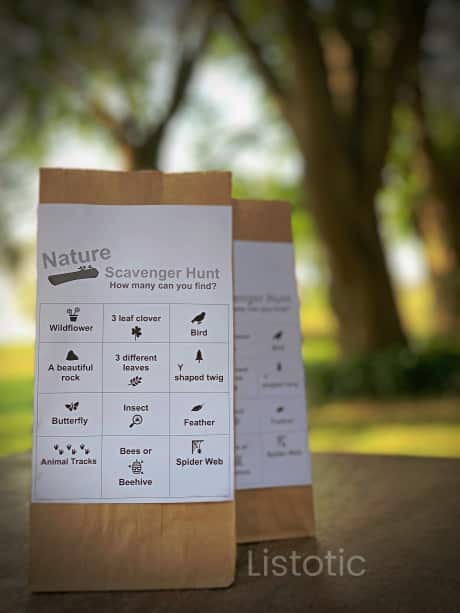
(191, 311), (206, 325)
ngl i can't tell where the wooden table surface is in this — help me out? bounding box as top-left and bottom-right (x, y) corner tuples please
(2, 452), (460, 612)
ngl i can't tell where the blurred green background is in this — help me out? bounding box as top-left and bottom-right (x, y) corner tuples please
(1, 0), (460, 459)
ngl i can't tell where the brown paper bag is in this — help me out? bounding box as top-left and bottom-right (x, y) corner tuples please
(233, 198), (315, 543)
(30, 168), (236, 591)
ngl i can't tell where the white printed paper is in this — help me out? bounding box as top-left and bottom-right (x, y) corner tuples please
(32, 204), (234, 503)
(234, 241), (311, 489)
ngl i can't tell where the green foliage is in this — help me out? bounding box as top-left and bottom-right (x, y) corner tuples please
(0, 1), (209, 267)
(307, 346), (460, 406)
(0, 0), (149, 155)
(0, 0), (208, 161)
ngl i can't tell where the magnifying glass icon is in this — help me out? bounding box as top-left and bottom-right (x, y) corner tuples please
(129, 415), (143, 428)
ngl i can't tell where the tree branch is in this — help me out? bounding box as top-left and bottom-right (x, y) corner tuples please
(85, 97), (130, 146)
(332, 3), (368, 169)
(166, 7), (213, 125)
(133, 2), (214, 168)
(411, 77), (458, 211)
(410, 75), (460, 267)
(214, 0), (292, 120)
(280, 0), (355, 189)
(360, 0), (431, 202)
(54, 59), (131, 145)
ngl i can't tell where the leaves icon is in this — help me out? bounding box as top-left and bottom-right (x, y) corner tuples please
(129, 376), (142, 387)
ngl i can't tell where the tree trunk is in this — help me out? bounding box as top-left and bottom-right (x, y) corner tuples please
(122, 132), (163, 171)
(280, 4), (409, 355)
(300, 154), (407, 355)
(415, 192), (460, 337)
(217, 1), (417, 356)
(411, 94), (460, 338)
(132, 126), (166, 170)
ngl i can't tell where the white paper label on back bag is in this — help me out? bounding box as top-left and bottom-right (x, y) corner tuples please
(32, 204), (234, 503)
(234, 240), (311, 489)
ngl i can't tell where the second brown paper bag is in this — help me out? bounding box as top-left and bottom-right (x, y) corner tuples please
(233, 198), (315, 543)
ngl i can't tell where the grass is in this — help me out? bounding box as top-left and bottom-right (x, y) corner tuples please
(309, 398), (460, 458)
(0, 376), (34, 457)
(0, 343), (35, 379)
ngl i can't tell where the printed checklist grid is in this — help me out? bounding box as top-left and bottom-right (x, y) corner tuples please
(34, 302), (232, 501)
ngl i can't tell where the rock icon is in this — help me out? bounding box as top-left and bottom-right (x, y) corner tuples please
(66, 350), (79, 361)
